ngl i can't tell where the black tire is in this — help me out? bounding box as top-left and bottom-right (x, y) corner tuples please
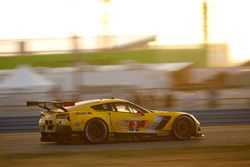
(84, 119), (109, 144)
(172, 115), (195, 140)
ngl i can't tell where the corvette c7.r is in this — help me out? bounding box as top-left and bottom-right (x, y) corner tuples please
(27, 98), (203, 144)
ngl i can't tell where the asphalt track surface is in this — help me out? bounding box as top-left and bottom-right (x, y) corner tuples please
(1, 125), (250, 154)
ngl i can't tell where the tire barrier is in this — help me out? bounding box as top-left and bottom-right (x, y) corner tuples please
(0, 108), (250, 132)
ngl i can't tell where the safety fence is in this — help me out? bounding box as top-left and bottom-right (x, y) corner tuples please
(0, 108), (249, 132)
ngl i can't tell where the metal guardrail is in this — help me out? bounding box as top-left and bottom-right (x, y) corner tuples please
(0, 108), (250, 132)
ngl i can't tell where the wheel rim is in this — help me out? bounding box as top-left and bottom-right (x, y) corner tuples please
(85, 120), (108, 143)
(88, 122), (105, 139)
(174, 116), (194, 140)
(175, 119), (190, 137)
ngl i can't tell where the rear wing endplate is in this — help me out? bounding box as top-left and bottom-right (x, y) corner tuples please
(26, 101), (75, 112)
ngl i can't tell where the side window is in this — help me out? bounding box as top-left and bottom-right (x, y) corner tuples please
(114, 103), (131, 113)
(128, 105), (139, 114)
(112, 102), (149, 113)
(91, 103), (112, 111)
(128, 103), (148, 113)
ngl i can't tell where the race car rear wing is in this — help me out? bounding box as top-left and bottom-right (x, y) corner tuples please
(26, 101), (75, 112)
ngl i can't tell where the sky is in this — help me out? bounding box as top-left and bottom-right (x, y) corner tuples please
(0, 0), (249, 65)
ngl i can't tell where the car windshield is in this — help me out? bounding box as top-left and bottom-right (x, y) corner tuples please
(129, 102), (151, 113)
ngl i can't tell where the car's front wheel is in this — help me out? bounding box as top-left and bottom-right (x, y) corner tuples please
(84, 119), (109, 144)
(172, 115), (195, 140)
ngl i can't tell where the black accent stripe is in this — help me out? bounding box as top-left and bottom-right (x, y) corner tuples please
(155, 116), (171, 130)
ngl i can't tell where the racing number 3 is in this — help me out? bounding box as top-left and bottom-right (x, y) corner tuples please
(129, 120), (148, 129)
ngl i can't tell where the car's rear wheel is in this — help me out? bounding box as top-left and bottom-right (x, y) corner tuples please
(84, 119), (108, 144)
(172, 115), (195, 140)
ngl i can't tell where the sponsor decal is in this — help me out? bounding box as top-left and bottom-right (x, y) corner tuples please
(129, 120), (138, 128)
(116, 120), (148, 131)
(129, 120), (139, 132)
(75, 112), (91, 115)
(118, 120), (129, 129)
(114, 120), (129, 130)
(128, 120), (149, 132)
(129, 120), (148, 128)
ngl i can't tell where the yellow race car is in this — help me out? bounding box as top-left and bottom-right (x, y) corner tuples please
(27, 98), (203, 144)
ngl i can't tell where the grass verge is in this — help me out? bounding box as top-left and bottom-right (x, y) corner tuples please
(0, 49), (206, 69)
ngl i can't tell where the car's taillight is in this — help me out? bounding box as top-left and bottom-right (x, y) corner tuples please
(56, 113), (70, 121)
